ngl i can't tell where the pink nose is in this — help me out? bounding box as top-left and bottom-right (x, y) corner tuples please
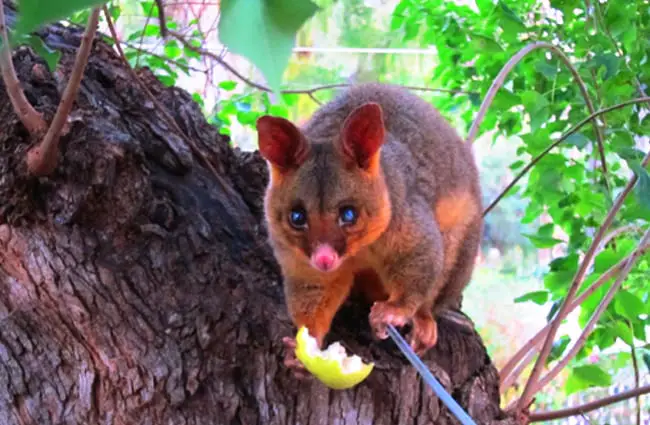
(311, 245), (339, 272)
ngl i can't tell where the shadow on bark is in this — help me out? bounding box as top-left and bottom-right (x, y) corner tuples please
(0, 5), (518, 424)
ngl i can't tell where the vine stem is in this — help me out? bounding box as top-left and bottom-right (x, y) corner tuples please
(483, 97), (650, 216)
(516, 147), (650, 410)
(25, 7), (100, 176)
(528, 384), (650, 422)
(0, 0), (46, 134)
(466, 41), (609, 190)
(499, 236), (650, 391)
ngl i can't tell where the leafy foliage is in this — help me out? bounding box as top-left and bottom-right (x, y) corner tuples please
(391, 0), (649, 397)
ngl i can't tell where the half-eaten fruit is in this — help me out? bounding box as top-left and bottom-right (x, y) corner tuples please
(294, 326), (374, 390)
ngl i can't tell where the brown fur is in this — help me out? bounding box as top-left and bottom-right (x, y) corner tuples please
(257, 83), (483, 354)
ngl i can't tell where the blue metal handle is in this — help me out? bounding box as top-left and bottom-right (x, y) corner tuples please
(387, 325), (478, 425)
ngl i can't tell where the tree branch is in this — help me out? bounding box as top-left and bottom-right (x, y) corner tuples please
(466, 42), (609, 190)
(517, 202), (650, 410)
(483, 97), (650, 216)
(167, 30), (476, 97)
(25, 7), (100, 176)
(499, 239), (650, 392)
(0, 0), (46, 135)
(529, 384), (650, 422)
(154, 0), (168, 38)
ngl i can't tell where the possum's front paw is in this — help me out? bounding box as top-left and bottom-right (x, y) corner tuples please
(282, 337), (312, 380)
(369, 301), (411, 339)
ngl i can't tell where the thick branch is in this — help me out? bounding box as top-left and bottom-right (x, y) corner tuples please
(529, 384), (650, 422)
(168, 30), (475, 97)
(0, 0), (46, 134)
(499, 238), (650, 391)
(25, 8), (100, 176)
(518, 180), (650, 410)
(483, 97), (650, 216)
(466, 42), (609, 188)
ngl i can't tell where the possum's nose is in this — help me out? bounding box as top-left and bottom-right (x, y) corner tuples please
(310, 244), (340, 272)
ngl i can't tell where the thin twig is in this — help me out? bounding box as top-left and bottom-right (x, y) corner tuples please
(630, 326), (641, 425)
(136, 0), (156, 67)
(518, 221), (650, 409)
(499, 239), (650, 391)
(307, 92), (322, 105)
(154, 0), (168, 38)
(483, 97), (650, 216)
(0, 0), (46, 134)
(528, 384), (650, 422)
(25, 7), (100, 176)
(466, 42), (609, 190)
(168, 30), (476, 96)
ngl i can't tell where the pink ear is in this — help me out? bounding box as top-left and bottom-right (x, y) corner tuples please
(341, 103), (385, 170)
(256, 116), (309, 171)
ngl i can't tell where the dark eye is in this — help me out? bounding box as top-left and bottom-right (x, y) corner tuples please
(288, 207), (308, 229)
(338, 206), (358, 226)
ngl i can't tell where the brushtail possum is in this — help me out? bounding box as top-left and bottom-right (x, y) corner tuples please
(256, 83), (483, 374)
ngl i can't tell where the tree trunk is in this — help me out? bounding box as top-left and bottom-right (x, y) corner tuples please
(0, 6), (517, 425)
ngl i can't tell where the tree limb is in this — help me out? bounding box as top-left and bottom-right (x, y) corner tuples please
(466, 42), (609, 190)
(168, 30), (476, 97)
(499, 239), (650, 392)
(529, 384), (650, 422)
(0, 0), (46, 135)
(483, 97), (650, 216)
(25, 7), (100, 176)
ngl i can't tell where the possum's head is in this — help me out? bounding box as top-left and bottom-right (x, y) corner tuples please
(256, 103), (392, 273)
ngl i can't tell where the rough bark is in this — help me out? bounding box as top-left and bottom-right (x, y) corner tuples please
(0, 5), (517, 425)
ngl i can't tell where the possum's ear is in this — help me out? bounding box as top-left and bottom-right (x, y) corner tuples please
(256, 116), (309, 172)
(340, 103), (385, 172)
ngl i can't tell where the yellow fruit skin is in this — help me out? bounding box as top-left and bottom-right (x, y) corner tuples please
(294, 326), (374, 390)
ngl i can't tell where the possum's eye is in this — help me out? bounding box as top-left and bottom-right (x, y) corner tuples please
(338, 206), (358, 227)
(289, 207), (308, 229)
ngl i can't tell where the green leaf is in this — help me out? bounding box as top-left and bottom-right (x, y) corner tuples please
(218, 0), (319, 95)
(10, 33), (61, 71)
(514, 290), (549, 305)
(629, 162), (650, 211)
(509, 160), (525, 170)
(572, 364), (612, 387)
(548, 335), (571, 364)
(535, 61), (558, 79)
(15, 0), (107, 34)
(218, 80), (238, 91)
(614, 291), (645, 320)
(611, 321), (634, 345)
(587, 53), (621, 80)
(565, 133), (589, 150)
